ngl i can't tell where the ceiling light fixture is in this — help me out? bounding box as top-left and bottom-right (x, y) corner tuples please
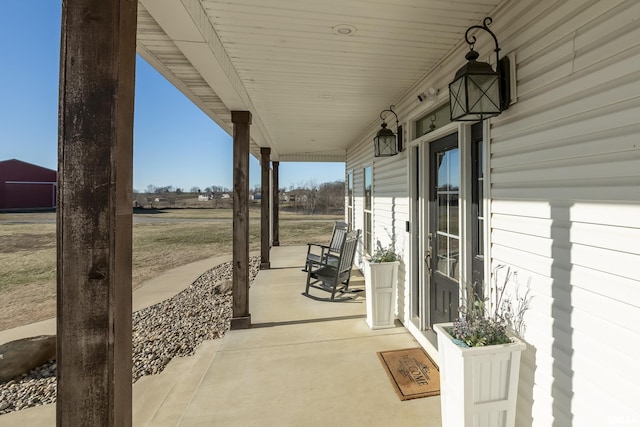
(332, 24), (357, 36)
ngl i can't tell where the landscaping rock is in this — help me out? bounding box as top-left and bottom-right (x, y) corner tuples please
(0, 256), (261, 415)
(215, 279), (233, 294)
(0, 335), (56, 382)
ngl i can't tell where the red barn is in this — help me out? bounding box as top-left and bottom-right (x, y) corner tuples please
(0, 159), (57, 210)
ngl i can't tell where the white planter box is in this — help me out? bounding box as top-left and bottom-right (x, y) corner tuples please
(434, 323), (526, 427)
(364, 260), (399, 329)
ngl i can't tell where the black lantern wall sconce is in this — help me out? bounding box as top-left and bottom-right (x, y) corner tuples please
(449, 17), (511, 121)
(373, 105), (403, 157)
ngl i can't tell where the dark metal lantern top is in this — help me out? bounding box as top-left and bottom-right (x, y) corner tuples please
(376, 122), (394, 138)
(453, 49), (497, 79)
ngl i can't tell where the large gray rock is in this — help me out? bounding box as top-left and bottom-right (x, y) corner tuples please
(0, 335), (56, 382)
(215, 279), (233, 295)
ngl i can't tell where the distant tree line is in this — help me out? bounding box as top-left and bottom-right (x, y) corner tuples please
(133, 180), (344, 214)
(143, 184), (233, 195)
(189, 185), (231, 193)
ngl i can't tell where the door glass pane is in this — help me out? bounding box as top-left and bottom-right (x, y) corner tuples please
(436, 234), (448, 275)
(364, 167), (372, 210)
(477, 219), (484, 256)
(473, 137), (484, 258)
(478, 180), (484, 217)
(450, 237), (460, 280)
(429, 133), (461, 326)
(434, 145), (460, 278)
(449, 194), (459, 236)
(437, 152), (448, 188)
(445, 149), (460, 191)
(438, 195), (448, 233)
(416, 103), (451, 137)
(436, 237), (460, 279)
(364, 212), (372, 255)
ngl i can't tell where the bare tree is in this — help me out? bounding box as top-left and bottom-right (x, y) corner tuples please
(165, 191), (177, 206)
(316, 180), (345, 213)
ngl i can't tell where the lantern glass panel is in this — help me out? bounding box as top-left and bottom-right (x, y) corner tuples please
(449, 77), (467, 120)
(467, 74), (500, 114)
(375, 134), (397, 157)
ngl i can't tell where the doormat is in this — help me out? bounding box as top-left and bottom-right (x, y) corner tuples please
(377, 347), (440, 401)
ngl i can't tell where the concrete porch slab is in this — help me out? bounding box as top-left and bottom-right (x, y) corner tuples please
(178, 246), (441, 426)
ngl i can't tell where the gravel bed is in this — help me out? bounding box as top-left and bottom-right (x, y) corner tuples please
(0, 256), (261, 415)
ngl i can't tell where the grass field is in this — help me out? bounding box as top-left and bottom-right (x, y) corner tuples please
(0, 209), (340, 330)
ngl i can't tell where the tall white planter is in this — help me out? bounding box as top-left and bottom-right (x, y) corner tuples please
(434, 323), (526, 427)
(364, 260), (399, 329)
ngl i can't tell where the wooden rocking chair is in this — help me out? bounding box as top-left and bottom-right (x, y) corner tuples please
(302, 229), (361, 302)
(303, 221), (348, 272)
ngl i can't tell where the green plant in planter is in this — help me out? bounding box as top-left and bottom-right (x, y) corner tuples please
(369, 242), (399, 263)
(448, 266), (531, 347)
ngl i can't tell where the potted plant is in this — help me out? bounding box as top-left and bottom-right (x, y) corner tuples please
(434, 266), (530, 427)
(364, 243), (400, 329)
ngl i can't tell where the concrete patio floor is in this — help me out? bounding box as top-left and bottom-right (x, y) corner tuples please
(0, 246), (442, 426)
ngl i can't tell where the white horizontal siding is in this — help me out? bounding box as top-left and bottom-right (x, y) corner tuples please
(347, 130), (411, 320)
(373, 151), (410, 325)
(347, 133), (373, 267)
(487, 1), (640, 426)
(370, 144), (409, 222)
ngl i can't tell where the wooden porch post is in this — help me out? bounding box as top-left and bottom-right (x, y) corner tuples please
(272, 161), (280, 246)
(260, 147), (271, 269)
(231, 111), (252, 330)
(57, 0), (136, 425)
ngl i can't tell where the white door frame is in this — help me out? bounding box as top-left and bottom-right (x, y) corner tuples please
(407, 121), (477, 331)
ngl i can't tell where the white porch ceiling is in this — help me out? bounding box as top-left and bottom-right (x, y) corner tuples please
(136, 0), (504, 161)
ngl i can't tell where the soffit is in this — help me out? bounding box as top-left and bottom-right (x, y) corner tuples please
(137, 0), (504, 161)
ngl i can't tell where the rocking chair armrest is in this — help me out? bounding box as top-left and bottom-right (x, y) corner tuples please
(306, 243), (331, 257)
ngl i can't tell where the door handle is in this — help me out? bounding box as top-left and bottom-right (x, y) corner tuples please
(426, 233), (433, 274)
(425, 249), (432, 274)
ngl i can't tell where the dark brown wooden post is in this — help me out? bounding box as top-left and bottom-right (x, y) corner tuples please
(57, 0), (136, 425)
(260, 147), (271, 269)
(272, 161), (280, 246)
(231, 111), (252, 330)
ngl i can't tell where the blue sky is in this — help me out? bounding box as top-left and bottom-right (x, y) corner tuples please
(0, 1), (345, 192)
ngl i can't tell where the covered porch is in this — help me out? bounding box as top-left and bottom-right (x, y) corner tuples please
(50, 0), (640, 424)
(0, 246), (441, 426)
(55, 1), (485, 422)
